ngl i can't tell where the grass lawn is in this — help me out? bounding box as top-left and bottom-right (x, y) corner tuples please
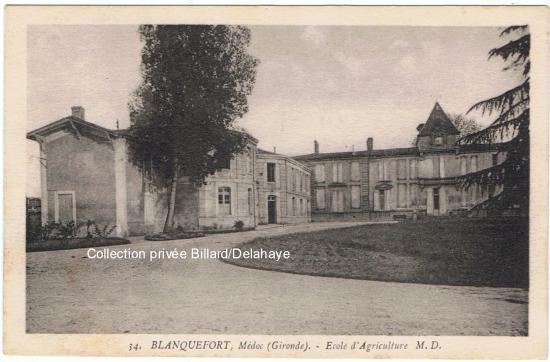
(223, 218), (528, 288)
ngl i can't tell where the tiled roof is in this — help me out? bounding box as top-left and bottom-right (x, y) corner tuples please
(27, 116), (122, 141)
(418, 102), (460, 136)
(294, 143), (503, 161)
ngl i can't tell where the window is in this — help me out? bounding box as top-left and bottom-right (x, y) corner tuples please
(470, 156), (478, 173)
(332, 163), (343, 182)
(292, 197), (296, 216)
(434, 136), (444, 145)
(397, 160), (407, 180)
(378, 190), (386, 210)
(409, 159), (417, 179)
(378, 161), (385, 181)
(267, 162), (276, 182)
(331, 191), (344, 212)
(299, 199), (303, 215)
(247, 188), (253, 215)
(433, 188), (440, 210)
(351, 186), (361, 209)
(351, 162), (360, 181)
(397, 183), (407, 208)
(314, 164), (325, 182)
(316, 188), (326, 209)
(219, 156), (231, 170)
(460, 156), (467, 174)
(492, 153), (499, 166)
(218, 187), (231, 215)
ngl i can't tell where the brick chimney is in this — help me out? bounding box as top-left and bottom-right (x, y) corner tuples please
(367, 137), (373, 152)
(314, 140), (319, 154)
(71, 106), (85, 120)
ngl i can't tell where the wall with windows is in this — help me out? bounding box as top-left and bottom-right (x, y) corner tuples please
(256, 153), (311, 224)
(197, 144), (257, 229)
(309, 158), (367, 219)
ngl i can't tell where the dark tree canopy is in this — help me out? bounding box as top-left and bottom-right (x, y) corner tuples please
(458, 25), (529, 213)
(128, 25), (258, 187)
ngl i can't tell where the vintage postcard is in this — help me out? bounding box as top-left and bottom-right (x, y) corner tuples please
(4, 5), (549, 358)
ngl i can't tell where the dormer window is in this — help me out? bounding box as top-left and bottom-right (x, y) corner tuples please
(434, 136), (444, 145)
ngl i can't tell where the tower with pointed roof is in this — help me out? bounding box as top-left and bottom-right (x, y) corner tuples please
(416, 102), (460, 151)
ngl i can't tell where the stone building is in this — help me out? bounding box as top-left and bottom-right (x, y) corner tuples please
(27, 106), (311, 237)
(256, 149), (311, 224)
(295, 103), (503, 220)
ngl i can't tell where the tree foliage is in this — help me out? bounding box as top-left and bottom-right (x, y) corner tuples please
(410, 113), (481, 146)
(450, 113), (482, 137)
(128, 25), (258, 230)
(458, 26), (529, 213)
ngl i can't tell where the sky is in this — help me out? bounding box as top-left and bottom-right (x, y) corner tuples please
(26, 25), (522, 196)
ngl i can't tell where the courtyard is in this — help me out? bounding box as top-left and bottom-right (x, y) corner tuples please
(26, 220), (528, 336)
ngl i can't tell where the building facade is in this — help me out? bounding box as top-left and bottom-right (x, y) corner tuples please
(256, 149), (311, 224)
(295, 103), (503, 220)
(27, 106), (311, 237)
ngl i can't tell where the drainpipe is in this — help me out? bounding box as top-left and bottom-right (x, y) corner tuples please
(252, 148), (257, 227)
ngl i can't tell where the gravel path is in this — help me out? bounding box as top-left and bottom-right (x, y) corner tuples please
(26, 221), (527, 335)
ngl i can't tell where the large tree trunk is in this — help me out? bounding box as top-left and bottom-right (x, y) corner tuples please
(163, 161), (178, 233)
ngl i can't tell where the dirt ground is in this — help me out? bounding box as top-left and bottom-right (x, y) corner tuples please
(26, 221), (528, 335)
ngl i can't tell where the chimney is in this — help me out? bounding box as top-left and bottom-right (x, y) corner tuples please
(367, 137), (373, 152)
(273, 146), (277, 153)
(352, 145), (356, 155)
(71, 106), (85, 120)
(314, 140), (319, 154)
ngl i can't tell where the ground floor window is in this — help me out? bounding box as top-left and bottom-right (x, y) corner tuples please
(351, 186), (361, 209)
(218, 187), (231, 215)
(316, 188), (325, 209)
(331, 191), (344, 212)
(378, 190), (385, 210)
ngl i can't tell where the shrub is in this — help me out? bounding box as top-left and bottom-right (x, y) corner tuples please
(86, 220), (117, 238)
(27, 220), (115, 243)
(234, 220), (244, 231)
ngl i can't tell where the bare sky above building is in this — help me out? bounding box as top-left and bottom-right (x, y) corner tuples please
(26, 25), (522, 196)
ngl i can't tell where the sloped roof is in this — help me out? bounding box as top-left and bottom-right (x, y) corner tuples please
(294, 147), (419, 161)
(27, 116), (122, 142)
(418, 102), (460, 136)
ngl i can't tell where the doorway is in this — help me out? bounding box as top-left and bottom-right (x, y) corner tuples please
(55, 191), (76, 224)
(267, 195), (277, 224)
(433, 188), (440, 215)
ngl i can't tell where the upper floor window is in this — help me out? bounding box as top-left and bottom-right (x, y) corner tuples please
(332, 162), (343, 183)
(492, 153), (498, 166)
(314, 164), (325, 182)
(434, 136), (444, 145)
(218, 156), (231, 170)
(351, 162), (360, 181)
(267, 162), (276, 182)
(470, 155), (478, 173)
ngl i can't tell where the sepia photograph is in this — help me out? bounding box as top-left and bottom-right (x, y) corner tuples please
(4, 5), (548, 358)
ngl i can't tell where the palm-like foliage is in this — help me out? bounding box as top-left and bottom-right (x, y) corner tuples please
(458, 26), (529, 213)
